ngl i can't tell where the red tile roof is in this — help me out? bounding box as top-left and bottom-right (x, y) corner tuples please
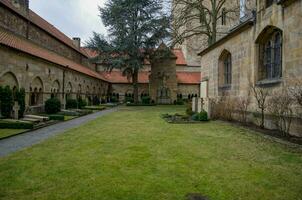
(0, 0), (88, 57)
(99, 71), (200, 84)
(176, 72), (201, 84)
(82, 48), (188, 66)
(0, 28), (106, 81)
(99, 71), (150, 84)
(81, 48), (99, 58)
(173, 49), (187, 66)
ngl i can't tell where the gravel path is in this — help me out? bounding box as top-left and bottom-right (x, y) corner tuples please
(0, 107), (118, 158)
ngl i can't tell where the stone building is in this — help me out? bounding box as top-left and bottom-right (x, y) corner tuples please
(0, 0), (110, 113)
(197, 0), (302, 136)
(92, 45), (201, 104)
(0, 0), (201, 110)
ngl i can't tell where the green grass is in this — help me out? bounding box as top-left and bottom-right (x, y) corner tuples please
(0, 106), (302, 200)
(0, 129), (28, 139)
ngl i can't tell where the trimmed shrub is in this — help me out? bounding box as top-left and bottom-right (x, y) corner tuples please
(110, 96), (118, 103)
(192, 110), (208, 121)
(66, 99), (78, 109)
(142, 96), (151, 104)
(48, 114), (64, 121)
(77, 97), (87, 109)
(174, 99), (184, 105)
(16, 88), (26, 118)
(0, 86), (13, 118)
(45, 98), (61, 114)
(0, 120), (33, 129)
(125, 96), (134, 103)
(93, 96), (100, 106)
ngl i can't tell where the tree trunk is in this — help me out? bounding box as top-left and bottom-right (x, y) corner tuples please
(133, 69), (139, 104)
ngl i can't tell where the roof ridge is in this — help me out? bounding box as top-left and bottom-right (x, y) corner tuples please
(0, 27), (106, 82)
(0, 0), (89, 57)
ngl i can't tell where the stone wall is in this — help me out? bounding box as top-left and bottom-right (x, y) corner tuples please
(0, 4), (87, 65)
(149, 55), (178, 104)
(177, 84), (200, 98)
(200, 0), (302, 136)
(0, 46), (109, 110)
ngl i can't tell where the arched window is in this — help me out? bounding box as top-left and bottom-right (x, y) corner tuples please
(218, 50), (232, 89)
(224, 54), (232, 85)
(259, 30), (282, 80)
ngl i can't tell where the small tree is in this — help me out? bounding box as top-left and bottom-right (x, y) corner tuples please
(236, 95), (251, 124)
(268, 88), (294, 136)
(289, 79), (302, 118)
(45, 98), (61, 114)
(251, 85), (269, 128)
(16, 88), (26, 118)
(0, 86), (13, 118)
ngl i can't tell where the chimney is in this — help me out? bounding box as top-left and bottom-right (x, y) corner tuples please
(72, 37), (81, 49)
(11, 0), (29, 14)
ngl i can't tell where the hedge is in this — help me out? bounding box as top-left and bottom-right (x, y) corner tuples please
(48, 114), (65, 121)
(0, 121), (33, 129)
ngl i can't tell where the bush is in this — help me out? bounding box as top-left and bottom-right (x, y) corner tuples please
(15, 88), (26, 118)
(0, 86), (13, 118)
(45, 98), (61, 114)
(48, 114), (64, 121)
(66, 99), (78, 109)
(110, 96), (118, 103)
(77, 97), (87, 109)
(175, 99), (184, 105)
(0, 120), (33, 129)
(125, 96), (134, 103)
(93, 96), (100, 105)
(192, 110), (208, 121)
(142, 96), (151, 104)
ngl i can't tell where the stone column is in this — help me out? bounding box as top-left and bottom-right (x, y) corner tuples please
(197, 98), (204, 113)
(192, 97), (198, 112)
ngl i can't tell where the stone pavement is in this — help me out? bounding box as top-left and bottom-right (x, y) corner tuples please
(0, 107), (118, 158)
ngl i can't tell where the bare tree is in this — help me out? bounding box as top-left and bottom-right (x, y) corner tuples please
(171, 0), (245, 47)
(251, 85), (269, 128)
(236, 95), (251, 124)
(268, 88), (294, 136)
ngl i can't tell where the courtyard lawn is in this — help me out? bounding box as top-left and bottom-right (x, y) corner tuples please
(0, 106), (302, 200)
(0, 129), (28, 139)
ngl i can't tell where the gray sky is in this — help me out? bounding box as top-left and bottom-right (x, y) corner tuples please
(29, 0), (107, 44)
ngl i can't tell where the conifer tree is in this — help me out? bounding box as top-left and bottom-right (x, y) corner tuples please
(87, 0), (170, 103)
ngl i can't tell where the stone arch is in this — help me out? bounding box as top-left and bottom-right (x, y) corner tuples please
(255, 26), (283, 44)
(0, 71), (19, 89)
(66, 82), (73, 99)
(256, 26), (283, 81)
(30, 77), (44, 106)
(51, 80), (60, 98)
(218, 49), (232, 88)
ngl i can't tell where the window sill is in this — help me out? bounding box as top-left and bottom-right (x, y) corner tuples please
(218, 85), (231, 90)
(256, 78), (282, 87)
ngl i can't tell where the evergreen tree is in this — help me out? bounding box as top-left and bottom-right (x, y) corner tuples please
(86, 0), (170, 103)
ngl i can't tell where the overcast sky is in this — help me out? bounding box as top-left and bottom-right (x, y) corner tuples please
(29, 0), (107, 44)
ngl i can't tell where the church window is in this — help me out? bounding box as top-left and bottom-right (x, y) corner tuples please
(221, 8), (226, 25)
(218, 50), (232, 89)
(260, 30), (282, 80)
